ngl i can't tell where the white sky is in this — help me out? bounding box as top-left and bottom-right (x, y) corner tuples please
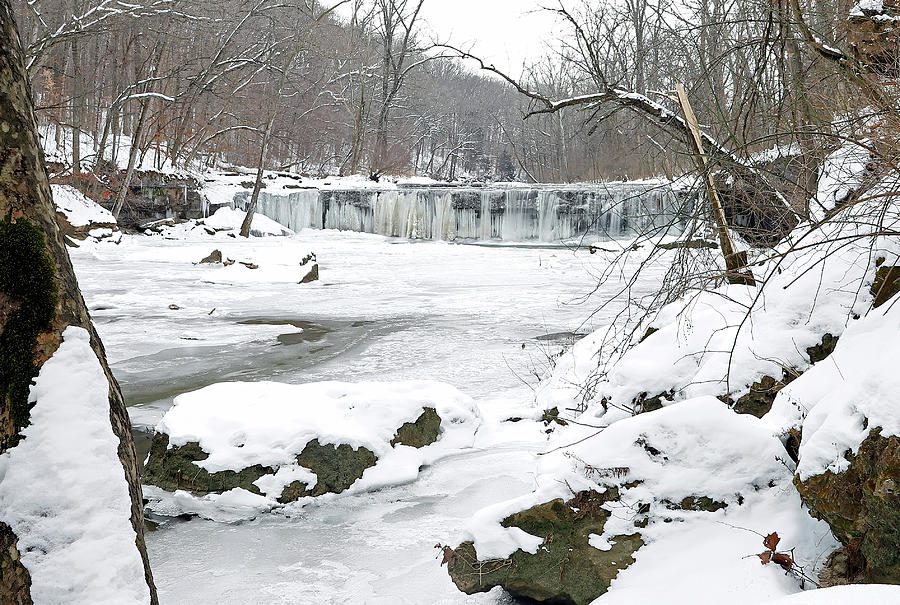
(419, 0), (560, 75)
(335, 0), (560, 76)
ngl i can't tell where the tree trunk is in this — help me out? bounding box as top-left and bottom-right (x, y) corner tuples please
(70, 26), (81, 178)
(239, 119), (273, 238)
(113, 97), (149, 219)
(0, 3), (157, 602)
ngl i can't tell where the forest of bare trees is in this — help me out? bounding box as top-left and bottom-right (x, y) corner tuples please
(12, 0), (898, 188)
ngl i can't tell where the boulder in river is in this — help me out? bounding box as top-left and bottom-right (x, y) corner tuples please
(199, 249), (223, 264)
(299, 252), (319, 284)
(142, 382), (479, 517)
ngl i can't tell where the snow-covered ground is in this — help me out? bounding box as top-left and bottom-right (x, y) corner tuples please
(69, 227), (666, 603)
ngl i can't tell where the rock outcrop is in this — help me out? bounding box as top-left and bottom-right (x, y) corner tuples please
(795, 428), (900, 584)
(444, 489), (643, 605)
(143, 407), (442, 504)
(51, 184), (120, 243)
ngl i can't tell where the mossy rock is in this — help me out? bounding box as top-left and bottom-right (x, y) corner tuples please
(299, 263), (319, 284)
(722, 334), (836, 418)
(145, 409), (437, 504)
(390, 407), (441, 448)
(540, 407), (569, 427)
(291, 439), (377, 498)
(807, 333), (838, 364)
(633, 390), (674, 414)
(444, 489), (644, 605)
(142, 434), (273, 495)
(872, 264), (900, 308)
(731, 375), (788, 418)
(795, 428), (900, 583)
(199, 249), (223, 264)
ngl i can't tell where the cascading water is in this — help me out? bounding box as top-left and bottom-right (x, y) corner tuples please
(234, 182), (692, 243)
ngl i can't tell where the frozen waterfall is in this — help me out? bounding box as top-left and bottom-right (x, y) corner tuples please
(233, 182), (692, 243)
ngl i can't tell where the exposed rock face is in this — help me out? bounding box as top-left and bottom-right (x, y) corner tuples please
(390, 407), (441, 448)
(444, 489), (644, 605)
(199, 249), (223, 264)
(54, 211), (118, 242)
(729, 334), (837, 418)
(291, 439), (377, 497)
(731, 375), (790, 418)
(795, 428), (900, 584)
(142, 435), (274, 495)
(144, 408), (439, 504)
(872, 264), (900, 308)
(847, 2), (900, 77)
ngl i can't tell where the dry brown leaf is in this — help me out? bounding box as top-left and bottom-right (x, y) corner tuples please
(757, 551), (773, 565)
(763, 532), (780, 551)
(772, 553), (793, 571)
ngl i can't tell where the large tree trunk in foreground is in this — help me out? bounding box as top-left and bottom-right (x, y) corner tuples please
(0, 4), (157, 603)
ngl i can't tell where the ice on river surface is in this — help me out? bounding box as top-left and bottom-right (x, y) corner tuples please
(70, 228), (668, 603)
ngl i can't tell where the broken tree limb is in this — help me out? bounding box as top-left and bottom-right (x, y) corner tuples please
(675, 84), (755, 287)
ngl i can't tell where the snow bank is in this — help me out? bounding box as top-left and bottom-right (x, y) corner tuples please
(0, 327), (148, 605)
(539, 201), (900, 423)
(148, 380), (481, 518)
(457, 398), (835, 601)
(773, 584), (900, 604)
(51, 184), (116, 227)
(850, 0), (884, 17)
(201, 207), (293, 237)
(768, 303), (900, 480)
(812, 143), (871, 221)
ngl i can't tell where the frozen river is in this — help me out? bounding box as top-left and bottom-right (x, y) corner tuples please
(70, 229), (664, 603)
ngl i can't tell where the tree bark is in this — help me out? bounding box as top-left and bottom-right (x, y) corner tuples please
(113, 97), (149, 219)
(239, 118), (273, 238)
(0, 3), (157, 602)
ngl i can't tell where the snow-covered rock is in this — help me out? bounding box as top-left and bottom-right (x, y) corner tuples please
(143, 380), (481, 520)
(200, 207), (293, 237)
(0, 327), (149, 605)
(768, 303), (900, 584)
(445, 397), (836, 604)
(812, 143), (871, 221)
(51, 184), (120, 244)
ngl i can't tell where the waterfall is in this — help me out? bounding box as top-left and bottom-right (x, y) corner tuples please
(235, 182), (692, 242)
